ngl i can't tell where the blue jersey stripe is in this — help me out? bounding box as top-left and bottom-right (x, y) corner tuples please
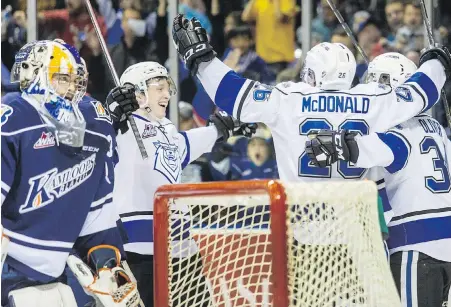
(377, 187), (392, 214)
(376, 131), (411, 174)
(214, 71), (246, 115)
(122, 219), (153, 243)
(9, 237), (73, 253)
(388, 215), (451, 249)
(179, 132), (190, 169)
(405, 72), (438, 112)
(406, 251), (413, 307)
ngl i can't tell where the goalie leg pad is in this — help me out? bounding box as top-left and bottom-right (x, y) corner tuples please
(8, 283), (77, 307)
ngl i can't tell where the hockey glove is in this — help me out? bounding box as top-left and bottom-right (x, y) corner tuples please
(419, 45), (451, 79)
(207, 111), (257, 142)
(67, 245), (142, 307)
(106, 83), (140, 134)
(305, 129), (359, 168)
(172, 14), (216, 75)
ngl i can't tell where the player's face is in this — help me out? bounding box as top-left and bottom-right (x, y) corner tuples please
(50, 73), (82, 102)
(146, 78), (171, 119)
(247, 138), (270, 166)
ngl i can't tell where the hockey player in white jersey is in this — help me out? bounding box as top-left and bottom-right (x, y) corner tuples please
(1, 40), (141, 307)
(305, 52), (451, 307)
(171, 15), (449, 184)
(105, 61), (256, 306)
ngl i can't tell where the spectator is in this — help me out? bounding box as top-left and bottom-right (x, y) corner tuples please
(94, 0), (158, 45)
(382, 0), (404, 43)
(353, 11), (384, 79)
(331, 26), (356, 55)
(179, 0), (212, 35)
(179, 101), (197, 131)
(223, 26), (275, 83)
(38, 0), (107, 61)
(394, 1), (424, 53)
(406, 49), (420, 66)
(297, 0), (339, 46)
(229, 135), (278, 180)
(242, 0), (297, 75)
(88, 8), (159, 100)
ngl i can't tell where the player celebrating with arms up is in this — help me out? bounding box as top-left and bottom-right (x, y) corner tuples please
(306, 52), (451, 307)
(105, 61), (256, 306)
(1, 40), (140, 307)
(171, 14), (450, 183)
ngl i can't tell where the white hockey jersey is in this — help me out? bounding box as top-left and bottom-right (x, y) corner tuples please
(353, 115), (451, 261)
(196, 58), (446, 183)
(114, 113), (218, 255)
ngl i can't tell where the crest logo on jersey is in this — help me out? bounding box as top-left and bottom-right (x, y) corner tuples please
(153, 141), (180, 183)
(395, 86), (413, 102)
(19, 154), (96, 213)
(142, 123), (157, 138)
(34, 132), (56, 149)
(1, 105), (13, 126)
(91, 101), (112, 123)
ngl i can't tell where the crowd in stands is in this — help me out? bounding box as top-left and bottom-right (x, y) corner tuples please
(2, 0), (451, 183)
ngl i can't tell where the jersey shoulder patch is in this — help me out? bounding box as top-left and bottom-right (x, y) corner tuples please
(79, 97), (112, 124)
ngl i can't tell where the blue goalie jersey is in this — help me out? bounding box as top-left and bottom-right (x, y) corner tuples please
(1, 92), (124, 282)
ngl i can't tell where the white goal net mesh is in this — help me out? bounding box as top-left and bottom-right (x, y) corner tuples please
(155, 181), (400, 307)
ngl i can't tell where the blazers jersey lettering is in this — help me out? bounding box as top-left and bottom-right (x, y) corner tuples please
(354, 115), (451, 261)
(1, 92), (124, 282)
(114, 113), (218, 255)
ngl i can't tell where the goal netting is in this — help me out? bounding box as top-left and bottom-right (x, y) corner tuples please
(154, 180), (400, 307)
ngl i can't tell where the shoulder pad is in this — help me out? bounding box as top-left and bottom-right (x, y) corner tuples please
(1, 93), (42, 133)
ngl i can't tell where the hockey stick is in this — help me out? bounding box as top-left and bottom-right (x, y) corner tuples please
(419, 0), (451, 128)
(84, 0), (148, 160)
(325, 0), (369, 65)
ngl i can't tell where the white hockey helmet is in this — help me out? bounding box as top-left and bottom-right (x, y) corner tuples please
(120, 61), (177, 103)
(301, 42), (356, 90)
(366, 52), (417, 87)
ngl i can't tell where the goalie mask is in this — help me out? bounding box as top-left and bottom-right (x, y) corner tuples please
(11, 40), (88, 148)
(301, 42), (356, 90)
(120, 62), (177, 121)
(365, 52), (417, 87)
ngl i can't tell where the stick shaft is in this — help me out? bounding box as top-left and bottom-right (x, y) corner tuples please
(84, 0), (148, 159)
(418, 0), (451, 128)
(325, 0), (369, 65)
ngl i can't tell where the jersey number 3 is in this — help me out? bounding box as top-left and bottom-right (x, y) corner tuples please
(299, 118), (369, 179)
(420, 137), (451, 193)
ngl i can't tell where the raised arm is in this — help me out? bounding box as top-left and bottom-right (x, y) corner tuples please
(172, 15), (284, 125)
(375, 47), (451, 130)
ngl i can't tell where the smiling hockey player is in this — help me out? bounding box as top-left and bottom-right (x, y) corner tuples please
(105, 61), (256, 306)
(1, 40), (141, 307)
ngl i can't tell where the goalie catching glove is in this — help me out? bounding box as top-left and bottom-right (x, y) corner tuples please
(172, 14), (216, 75)
(207, 111), (257, 142)
(67, 245), (142, 307)
(305, 129), (359, 168)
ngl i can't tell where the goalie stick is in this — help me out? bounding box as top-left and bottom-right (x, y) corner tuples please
(418, 0), (451, 128)
(83, 0), (148, 160)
